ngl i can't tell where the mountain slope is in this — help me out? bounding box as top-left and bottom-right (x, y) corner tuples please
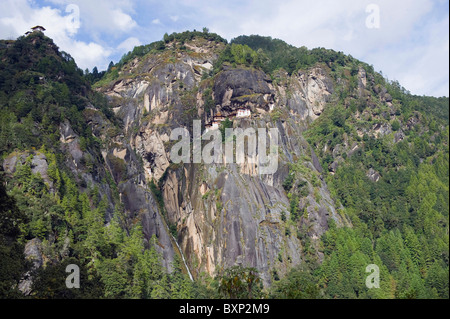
(94, 34), (351, 286)
(0, 32), (178, 298)
(0, 30), (448, 299)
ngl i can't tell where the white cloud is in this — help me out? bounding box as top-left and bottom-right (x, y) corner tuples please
(152, 18), (161, 25)
(69, 41), (112, 71)
(118, 36), (142, 53)
(44, 0), (138, 34)
(364, 15), (449, 97)
(206, 0), (433, 54)
(169, 15), (179, 22)
(112, 9), (137, 32)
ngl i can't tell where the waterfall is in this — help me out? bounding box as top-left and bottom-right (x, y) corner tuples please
(172, 235), (193, 281)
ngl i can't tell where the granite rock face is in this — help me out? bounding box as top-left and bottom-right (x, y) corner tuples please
(94, 38), (347, 286)
(213, 68), (275, 112)
(18, 238), (43, 295)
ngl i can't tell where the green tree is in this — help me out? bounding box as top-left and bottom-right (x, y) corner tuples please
(270, 266), (319, 299)
(97, 257), (129, 298)
(151, 274), (171, 299)
(0, 177), (30, 298)
(391, 120), (401, 131)
(31, 258), (104, 299)
(169, 255), (193, 299)
(218, 265), (261, 299)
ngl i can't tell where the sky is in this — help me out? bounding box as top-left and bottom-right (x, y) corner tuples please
(0, 0), (448, 97)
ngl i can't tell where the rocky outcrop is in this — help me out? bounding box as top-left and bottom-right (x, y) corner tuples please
(94, 38), (345, 286)
(274, 67), (334, 122)
(373, 84), (393, 104)
(3, 151), (52, 190)
(367, 168), (381, 182)
(86, 107), (177, 271)
(119, 179), (175, 271)
(18, 238), (43, 295)
(213, 67), (275, 113)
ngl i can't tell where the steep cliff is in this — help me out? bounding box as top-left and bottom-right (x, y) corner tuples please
(1, 31), (447, 298)
(95, 35), (349, 286)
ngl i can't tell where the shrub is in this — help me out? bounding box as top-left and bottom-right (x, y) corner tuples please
(391, 119), (401, 131)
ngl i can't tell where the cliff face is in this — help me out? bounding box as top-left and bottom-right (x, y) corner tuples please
(2, 31), (448, 299)
(95, 37), (348, 286)
(2, 30), (448, 300)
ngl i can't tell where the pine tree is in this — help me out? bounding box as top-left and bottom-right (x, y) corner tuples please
(0, 177), (30, 298)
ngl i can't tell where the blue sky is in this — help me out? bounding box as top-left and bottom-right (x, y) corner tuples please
(0, 0), (448, 97)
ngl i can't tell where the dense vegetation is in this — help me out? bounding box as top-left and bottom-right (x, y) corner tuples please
(0, 33), (114, 156)
(90, 28), (227, 88)
(231, 35), (352, 75)
(0, 33), (196, 298)
(0, 178), (29, 298)
(299, 61), (448, 299)
(0, 31), (448, 299)
(223, 35), (448, 299)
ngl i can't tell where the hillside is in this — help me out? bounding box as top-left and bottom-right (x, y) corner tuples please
(0, 30), (448, 299)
